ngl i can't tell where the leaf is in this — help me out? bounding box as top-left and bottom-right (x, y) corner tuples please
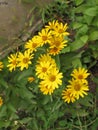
(84, 7), (98, 16)
(7, 103), (16, 112)
(19, 117), (32, 124)
(78, 109), (89, 117)
(72, 22), (83, 29)
(80, 35), (88, 43)
(55, 55), (60, 69)
(70, 39), (86, 51)
(17, 69), (33, 81)
(72, 58), (82, 68)
(89, 31), (98, 41)
(75, 0), (84, 6)
(61, 46), (70, 53)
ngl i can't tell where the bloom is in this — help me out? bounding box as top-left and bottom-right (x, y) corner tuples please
(62, 89), (76, 103)
(17, 50), (34, 71)
(7, 53), (18, 72)
(39, 83), (55, 95)
(28, 76), (35, 83)
(36, 61), (54, 79)
(67, 79), (89, 100)
(53, 22), (69, 36)
(25, 35), (41, 52)
(37, 54), (56, 66)
(37, 28), (52, 46)
(0, 61), (3, 71)
(48, 35), (67, 55)
(40, 68), (63, 89)
(0, 97), (3, 106)
(71, 67), (90, 80)
(45, 20), (59, 30)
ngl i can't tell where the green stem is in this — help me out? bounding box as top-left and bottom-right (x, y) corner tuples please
(77, 112), (83, 130)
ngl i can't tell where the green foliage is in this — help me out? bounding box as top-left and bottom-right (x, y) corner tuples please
(0, 0), (98, 130)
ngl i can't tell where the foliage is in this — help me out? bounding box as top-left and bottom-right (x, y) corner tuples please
(0, 0), (98, 130)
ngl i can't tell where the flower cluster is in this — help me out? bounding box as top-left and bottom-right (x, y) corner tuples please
(36, 54), (63, 95)
(6, 20), (90, 103)
(7, 20), (69, 72)
(62, 68), (90, 103)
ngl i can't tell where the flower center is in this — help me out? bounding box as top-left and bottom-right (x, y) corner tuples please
(52, 47), (59, 52)
(58, 29), (63, 33)
(42, 67), (47, 72)
(12, 60), (17, 65)
(42, 36), (47, 41)
(55, 41), (60, 46)
(74, 83), (81, 91)
(49, 75), (56, 82)
(78, 75), (83, 79)
(23, 58), (29, 63)
(32, 43), (37, 48)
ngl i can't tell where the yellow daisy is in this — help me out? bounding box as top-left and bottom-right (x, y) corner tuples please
(71, 67), (90, 80)
(67, 79), (89, 100)
(0, 61), (3, 71)
(25, 35), (41, 52)
(17, 50), (34, 71)
(0, 97), (3, 106)
(45, 20), (59, 30)
(39, 83), (55, 95)
(37, 54), (56, 67)
(62, 88), (76, 103)
(48, 46), (61, 55)
(48, 35), (67, 55)
(53, 22), (69, 36)
(7, 53), (18, 72)
(28, 76), (35, 83)
(36, 61), (54, 79)
(40, 68), (63, 89)
(37, 28), (52, 46)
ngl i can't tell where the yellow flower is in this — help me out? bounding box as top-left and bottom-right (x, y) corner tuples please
(37, 28), (52, 46)
(0, 97), (3, 106)
(7, 53), (18, 72)
(39, 83), (55, 95)
(17, 50), (34, 71)
(37, 54), (56, 66)
(48, 46), (61, 55)
(53, 22), (69, 36)
(45, 20), (59, 30)
(67, 79), (89, 100)
(25, 35), (41, 52)
(62, 89), (76, 103)
(71, 67), (90, 80)
(48, 35), (67, 55)
(0, 61), (3, 71)
(40, 68), (63, 89)
(28, 76), (35, 83)
(36, 61), (54, 79)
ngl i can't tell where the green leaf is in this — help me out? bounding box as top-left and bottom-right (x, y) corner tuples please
(7, 103), (16, 112)
(0, 120), (10, 128)
(84, 7), (98, 16)
(70, 39), (86, 51)
(19, 117), (32, 124)
(17, 69), (33, 81)
(80, 35), (88, 43)
(75, 0), (84, 6)
(55, 55), (60, 69)
(72, 58), (82, 68)
(78, 109), (89, 117)
(61, 46), (70, 53)
(89, 31), (98, 41)
(72, 22), (83, 29)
